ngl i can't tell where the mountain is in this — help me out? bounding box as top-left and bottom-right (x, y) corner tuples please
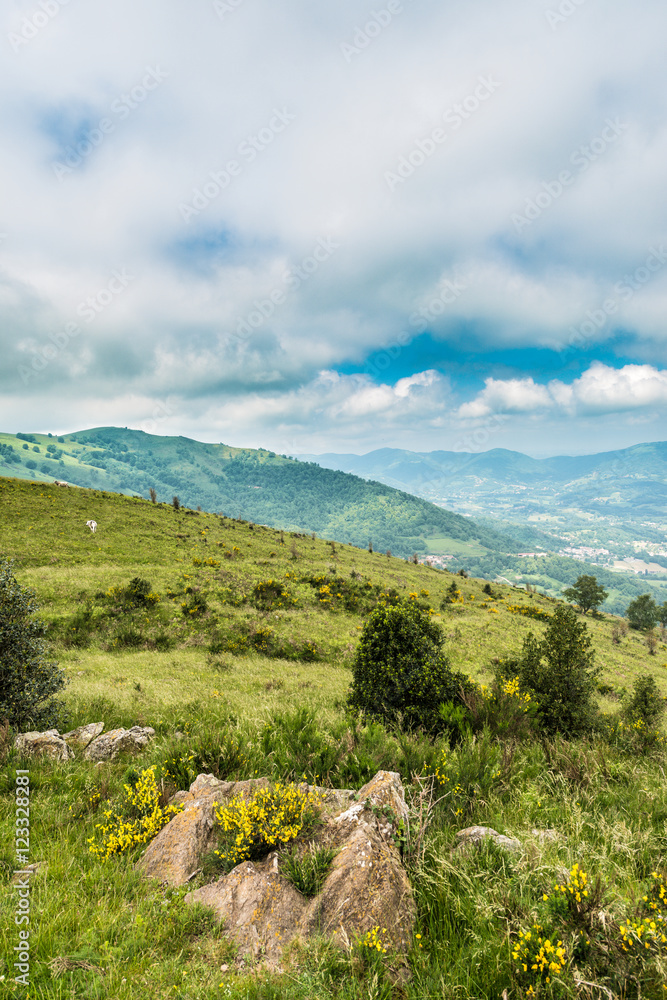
(297, 442), (667, 522)
(296, 442), (667, 614)
(0, 427), (516, 560)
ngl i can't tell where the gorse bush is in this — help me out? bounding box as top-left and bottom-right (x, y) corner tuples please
(212, 782), (323, 872)
(0, 558), (68, 730)
(88, 766), (183, 860)
(348, 599), (471, 735)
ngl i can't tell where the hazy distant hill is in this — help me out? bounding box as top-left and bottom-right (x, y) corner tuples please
(0, 426), (515, 560)
(297, 442), (667, 522)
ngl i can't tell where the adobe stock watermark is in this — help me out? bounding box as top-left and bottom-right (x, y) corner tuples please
(179, 108), (296, 223)
(453, 413), (507, 454)
(340, 0), (406, 63)
(14, 769), (31, 988)
(231, 235), (340, 345)
(511, 117), (628, 232)
(8, 0), (71, 54)
(138, 398), (176, 436)
(18, 267), (135, 384)
(384, 75), (501, 191)
(213, 0), (247, 20)
(567, 245), (667, 352)
(545, 0), (588, 31)
(364, 277), (469, 378)
(53, 67), (168, 180)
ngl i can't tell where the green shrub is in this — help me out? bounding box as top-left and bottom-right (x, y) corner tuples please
(0, 558), (68, 729)
(347, 599), (471, 735)
(622, 673), (665, 729)
(512, 604), (600, 737)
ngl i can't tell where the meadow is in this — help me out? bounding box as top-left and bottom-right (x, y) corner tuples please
(1, 475), (666, 999)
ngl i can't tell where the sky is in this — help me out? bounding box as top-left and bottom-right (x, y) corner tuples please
(1, 0), (667, 459)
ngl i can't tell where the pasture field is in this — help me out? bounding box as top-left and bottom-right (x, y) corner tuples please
(1, 476), (666, 999)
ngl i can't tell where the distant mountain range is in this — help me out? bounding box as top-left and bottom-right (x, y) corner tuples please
(296, 442), (667, 525)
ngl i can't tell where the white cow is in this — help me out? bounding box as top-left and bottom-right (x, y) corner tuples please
(86, 520), (97, 533)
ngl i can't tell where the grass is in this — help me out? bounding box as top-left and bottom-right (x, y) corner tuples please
(1, 476), (667, 997)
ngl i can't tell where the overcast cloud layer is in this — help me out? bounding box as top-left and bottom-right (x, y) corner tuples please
(1, 0), (666, 457)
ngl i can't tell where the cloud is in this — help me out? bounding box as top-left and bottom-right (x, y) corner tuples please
(458, 363), (667, 420)
(2, 0), (667, 454)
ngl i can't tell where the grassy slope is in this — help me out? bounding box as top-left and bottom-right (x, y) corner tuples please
(0, 475), (664, 708)
(1, 478), (667, 999)
(0, 427), (515, 560)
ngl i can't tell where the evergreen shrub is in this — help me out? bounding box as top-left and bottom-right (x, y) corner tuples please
(347, 599), (470, 735)
(0, 558), (68, 729)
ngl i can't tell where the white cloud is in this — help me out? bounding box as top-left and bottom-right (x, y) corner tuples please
(458, 363), (667, 420)
(2, 0), (667, 453)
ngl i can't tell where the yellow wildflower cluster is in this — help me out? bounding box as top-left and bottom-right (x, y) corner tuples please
(619, 917), (667, 954)
(213, 782), (322, 871)
(620, 871), (667, 956)
(502, 676), (532, 712)
(362, 926), (388, 954)
(512, 924), (567, 984)
(88, 766), (183, 860)
(506, 604), (552, 622)
(646, 871), (667, 913)
(552, 863), (590, 904)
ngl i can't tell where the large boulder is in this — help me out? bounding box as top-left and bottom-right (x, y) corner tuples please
(85, 726), (155, 761)
(178, 770), (415, 960)
(63, 722), (104, 751)
(14, 731), (73, 761)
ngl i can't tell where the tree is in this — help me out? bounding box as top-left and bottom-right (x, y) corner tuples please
(149, 487), (157, 503)
(562, 575), (608, 615)
(512, 604), (600, 736)
(0, 559), (67, 730)
(347, 599), (470, 734)
(172, 495), (180, 510)
(626, 594), (659, 631)
(658, 602), (667, 627)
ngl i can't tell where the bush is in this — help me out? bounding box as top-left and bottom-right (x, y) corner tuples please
(212, 782), (323, 872)
(623, 673), (665, 729)
(512, 604), (600, 737)
(347, 599), (471, 735)
(0, 558), (68, 729)
(88, 766), (183, 860)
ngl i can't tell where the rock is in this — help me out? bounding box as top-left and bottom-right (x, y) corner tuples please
(531, 828), (561, 843)
(454, 825), (522, 854)
(85, 726), (155, 761)
(139, 776), (238, 885)
(14, 731), (73, 761)
(181, 769), (415, 960)
(63, 722), (104, 751)
(191, 860), (308, 961)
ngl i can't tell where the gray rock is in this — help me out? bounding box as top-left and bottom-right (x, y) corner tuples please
(85, 726), (155, 761)
(14, 731), (73, 761)
(63, 722), (104, 750)
(140, 770), (416, 959)
(454, 825), (522, 854)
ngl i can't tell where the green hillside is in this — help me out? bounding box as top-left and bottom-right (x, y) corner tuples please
(0, 427), (515, 560)
(0, 475), (663, 716)
(1, 479), (667, 999)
